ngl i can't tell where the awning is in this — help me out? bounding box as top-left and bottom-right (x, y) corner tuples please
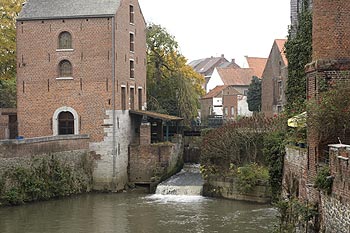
(129, 110), (183, 122)
(288, 112), (307, 128)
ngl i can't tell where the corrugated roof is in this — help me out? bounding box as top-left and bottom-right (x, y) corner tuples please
(217, 67), (254, 86)
(129, 110), (183, 121)
(275, 39), (288, 66)
(245, 57), (268, 78)
(18, 0), (121, 20)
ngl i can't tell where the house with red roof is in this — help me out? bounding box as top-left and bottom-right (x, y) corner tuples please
(189, 54), (240, 91)
(261, 39), (288, 117)
(200, 85), (242, 124)
(245, 56), (268, 78)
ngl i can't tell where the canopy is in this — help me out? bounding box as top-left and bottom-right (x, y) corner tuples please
(288, 112), (307, 128)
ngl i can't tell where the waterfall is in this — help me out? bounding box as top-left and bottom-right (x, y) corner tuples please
(155, 164), (204, 196)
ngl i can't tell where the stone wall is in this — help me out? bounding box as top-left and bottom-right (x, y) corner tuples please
(203, 176), (271, 203)
(321, 194), (350, 233)
(0, 135), (93, 205)
(128, 135), (183, 184)
(90, 110), (140, 191)
(283, 146), (308, 200)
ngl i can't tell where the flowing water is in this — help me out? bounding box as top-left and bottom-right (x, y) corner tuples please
(0, 165), (278, 233)
(155, 164), (204, 196)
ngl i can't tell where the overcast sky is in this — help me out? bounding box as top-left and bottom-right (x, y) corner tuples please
(138, 0), (290, 66)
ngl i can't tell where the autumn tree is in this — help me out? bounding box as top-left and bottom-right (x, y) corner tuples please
(247, 76), (261, 112)
(0, 0), (24, 107)
(146, 24), (205, 124)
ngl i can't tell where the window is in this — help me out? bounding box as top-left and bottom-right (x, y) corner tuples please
(59, 60), (72, 77)
(121, 86), (126, 110)
(138, 88), (142, 110)
(58, 31), (72, 49)
(224, 107), (228, 116)
(130, 60), (135, 79)
(58, 112), (74, 135)
(231, 107), (235, 116)
(278, 80), (283, 100)
(129, 5), (134, 24)
(130, 33), (135, 52)
(130, 87), (135, 110)
(244, 90), (248, 96)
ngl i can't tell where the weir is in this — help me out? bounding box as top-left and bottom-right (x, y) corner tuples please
(155, 164), (204, 196)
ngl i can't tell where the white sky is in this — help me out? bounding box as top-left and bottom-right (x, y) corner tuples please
(138, 0), (290, 67)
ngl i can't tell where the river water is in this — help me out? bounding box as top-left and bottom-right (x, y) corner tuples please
(0, 193), (277, 233)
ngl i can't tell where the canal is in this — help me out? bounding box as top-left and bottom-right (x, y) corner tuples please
(0, 193), (277, 233)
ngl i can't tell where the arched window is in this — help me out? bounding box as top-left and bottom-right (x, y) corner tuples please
(53, 107), (79, 136)
(58, 31), (72, 49)
(58, 111), (74, 135)
(59, 60), (72, 77)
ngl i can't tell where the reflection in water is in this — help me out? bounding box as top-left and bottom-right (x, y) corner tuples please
(0, 193), (277, 233)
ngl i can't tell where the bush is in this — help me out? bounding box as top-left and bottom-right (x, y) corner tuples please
(236, 163), (269, 194)
(315, 166), (333, 195)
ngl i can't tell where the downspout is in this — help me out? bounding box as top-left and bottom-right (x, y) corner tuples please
(112, 16), (116, 179)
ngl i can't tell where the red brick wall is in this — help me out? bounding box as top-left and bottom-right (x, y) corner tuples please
(329, 146), (350, 201)
(313, 0), (350, 60)
(16, 0), (146, 142)
(0, 114), (7, 140)
(261, 41), (287, 118)
(0, 135), (89, 159)
(222, 87), (238, 119)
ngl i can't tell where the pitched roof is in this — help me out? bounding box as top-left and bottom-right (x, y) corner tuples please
(217, 67), (254, 86)
(275, 39), (288, 66)
(18, 0), (121, 20)
(189, 56), (228, 76)
(201, 85), (227, 99)
(245, 57), (267, 78)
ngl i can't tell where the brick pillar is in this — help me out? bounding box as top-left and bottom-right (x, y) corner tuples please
(140, 122), (151, 145)
(305, 0), (350, 203)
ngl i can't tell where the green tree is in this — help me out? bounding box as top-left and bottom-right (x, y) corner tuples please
(284, 0), (312, 115)
(247, 76), (261, 112)
(146, 24), (205, 124)
(0, 0), (24, 107)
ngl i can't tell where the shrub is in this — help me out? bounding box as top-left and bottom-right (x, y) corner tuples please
(315, 166), (333, 195)
(236, 163), (269, 194)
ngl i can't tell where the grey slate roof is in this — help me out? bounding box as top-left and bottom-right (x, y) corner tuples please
(18, 0), (121, 20)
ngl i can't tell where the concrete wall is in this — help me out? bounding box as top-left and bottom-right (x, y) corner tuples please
(129, 135), (183, 184)
(203, 176), (271, 203)
(90, 110), (140, 191)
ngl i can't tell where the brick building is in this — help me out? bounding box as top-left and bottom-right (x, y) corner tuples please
(282, 0), (350, 231)
(261, 39), (288, 117)
(200, 85), (240, 124)
(16, 0), (147, 191)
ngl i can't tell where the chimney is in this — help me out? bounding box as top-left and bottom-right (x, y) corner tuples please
(221, 54), (225, 58)
(231, 59), (235, 64)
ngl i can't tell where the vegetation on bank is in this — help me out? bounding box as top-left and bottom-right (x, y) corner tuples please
(200, 114), (287, 199)
(0, 155), (93, 206)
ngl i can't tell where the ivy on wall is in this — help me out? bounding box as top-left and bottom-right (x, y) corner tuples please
(284, 0), (312, 116)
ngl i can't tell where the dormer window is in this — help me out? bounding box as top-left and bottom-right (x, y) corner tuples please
(59, 60), (72, 78)
(58, 31), (72, 49)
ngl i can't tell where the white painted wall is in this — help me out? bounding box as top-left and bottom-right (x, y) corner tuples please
(206, 68), (224, 93)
